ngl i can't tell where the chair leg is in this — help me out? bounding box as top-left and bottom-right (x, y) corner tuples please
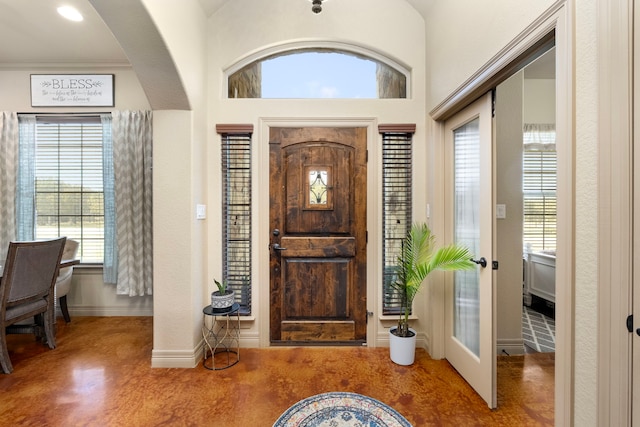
(0, 326), (13, 374)
(43, 308), (57, 350)
(60, 295), (71, 323)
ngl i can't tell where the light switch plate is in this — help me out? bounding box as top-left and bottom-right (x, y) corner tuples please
(496, 204), (506, 219)
(196, 204), (207, 220)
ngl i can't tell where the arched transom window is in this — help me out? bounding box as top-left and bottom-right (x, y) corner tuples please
(228, 49), (408, 99)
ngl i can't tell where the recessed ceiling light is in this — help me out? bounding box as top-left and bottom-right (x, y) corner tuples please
(57, 6), (84, 22)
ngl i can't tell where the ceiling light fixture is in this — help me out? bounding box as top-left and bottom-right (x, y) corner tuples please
(57, 6), (84, 22)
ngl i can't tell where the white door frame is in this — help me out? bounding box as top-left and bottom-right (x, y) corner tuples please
(599, 0), (634, 425)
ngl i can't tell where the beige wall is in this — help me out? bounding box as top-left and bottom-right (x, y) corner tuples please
(136, 0), (210, 365)
(0, 1), (607, 421)
(495, 70), (525, 355)
(493, 69), (556, 356)
(524, 79), (556, 123)
(424, 0), (557, 110)
(574, 0), (599, 424)
(0, 68), (149, 112)
(208, 0), (428, 350)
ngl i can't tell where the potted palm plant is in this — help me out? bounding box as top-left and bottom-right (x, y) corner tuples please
(389, 222), (475, 365)
(211, 278), (235, 310)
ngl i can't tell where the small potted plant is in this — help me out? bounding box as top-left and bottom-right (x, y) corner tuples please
(389, 222), (475, 365)
(211, 278), (235, 310)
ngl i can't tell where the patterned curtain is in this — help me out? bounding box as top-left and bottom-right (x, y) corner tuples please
(0, 112), (19, 262)
(111, 111), (153, 296)
(16, 115), (36, 241)
(102, 114), (117, 284)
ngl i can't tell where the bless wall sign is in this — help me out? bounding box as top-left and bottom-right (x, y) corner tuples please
(31, 74), (114, 107)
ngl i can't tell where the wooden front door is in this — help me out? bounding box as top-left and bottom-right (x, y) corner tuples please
(269, 127), (367, 345)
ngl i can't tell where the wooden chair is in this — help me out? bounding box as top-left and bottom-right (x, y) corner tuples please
(0, 237), (66, 373)
(55, 239), (79, 323)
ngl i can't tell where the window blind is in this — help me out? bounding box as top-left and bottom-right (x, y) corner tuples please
(523, 149), (557, 251)
(381, 132), (413, 315)
(221, 133), (252, 315)
(34, 118), (104, 263)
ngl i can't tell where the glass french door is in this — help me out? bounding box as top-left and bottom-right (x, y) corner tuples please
(444, 92), (496, 408)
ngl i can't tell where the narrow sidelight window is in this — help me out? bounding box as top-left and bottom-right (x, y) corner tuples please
(380, 125), (415, 315)
(219, 125), (254, 314)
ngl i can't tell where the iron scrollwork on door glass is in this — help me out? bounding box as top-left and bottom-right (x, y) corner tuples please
(305, 166), (333, 210)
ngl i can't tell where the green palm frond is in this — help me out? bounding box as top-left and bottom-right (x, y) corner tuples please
(392, 222), (476, 337)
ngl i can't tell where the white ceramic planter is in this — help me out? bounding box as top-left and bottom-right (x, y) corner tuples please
(389, 327), (417, 365)
(211, 290), (235, 309)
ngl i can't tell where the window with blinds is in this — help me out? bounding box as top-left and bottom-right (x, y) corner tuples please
(381, 131), (413, 315)
(35, 118), (104, 263)
(221, 132), (252, 315)
(523, 126), (557, 252)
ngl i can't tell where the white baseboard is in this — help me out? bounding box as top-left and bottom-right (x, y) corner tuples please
(497, 338), (525, 356)
(65, 306), (154, 317)
(151, 334), (262, 369)
(373, 330), (427, 351)
(238, 333), (260, 348)
(151, 347), (202, 368)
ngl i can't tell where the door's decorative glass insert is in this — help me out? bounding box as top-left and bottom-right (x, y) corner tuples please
(453, 118), (480, 357)
(305, 165), (332, 210)
(309, 169), (328, 205)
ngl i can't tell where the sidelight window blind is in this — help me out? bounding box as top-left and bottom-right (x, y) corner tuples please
(220, 129), (253, 315)
(380, 128), (414, 315)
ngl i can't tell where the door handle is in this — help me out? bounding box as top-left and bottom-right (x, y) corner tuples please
(471, 257), (487, 268)
(272, 243), (287, 251)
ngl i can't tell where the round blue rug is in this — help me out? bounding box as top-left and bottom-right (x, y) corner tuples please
(273, 392), (412, 427)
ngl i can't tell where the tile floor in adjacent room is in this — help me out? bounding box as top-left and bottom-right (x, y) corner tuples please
(522, 301), (556, 353)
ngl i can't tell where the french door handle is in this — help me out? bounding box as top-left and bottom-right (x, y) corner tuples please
(272, 243), (287, 251)
(471, 257), (487, 268)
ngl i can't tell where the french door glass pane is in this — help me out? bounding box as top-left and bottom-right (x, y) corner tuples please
(453, 118), (481, 357)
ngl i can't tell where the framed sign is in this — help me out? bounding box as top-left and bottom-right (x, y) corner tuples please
(31, 74), (114, 107)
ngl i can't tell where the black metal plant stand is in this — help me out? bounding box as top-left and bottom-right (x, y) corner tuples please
(202, 303), (240, 370)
